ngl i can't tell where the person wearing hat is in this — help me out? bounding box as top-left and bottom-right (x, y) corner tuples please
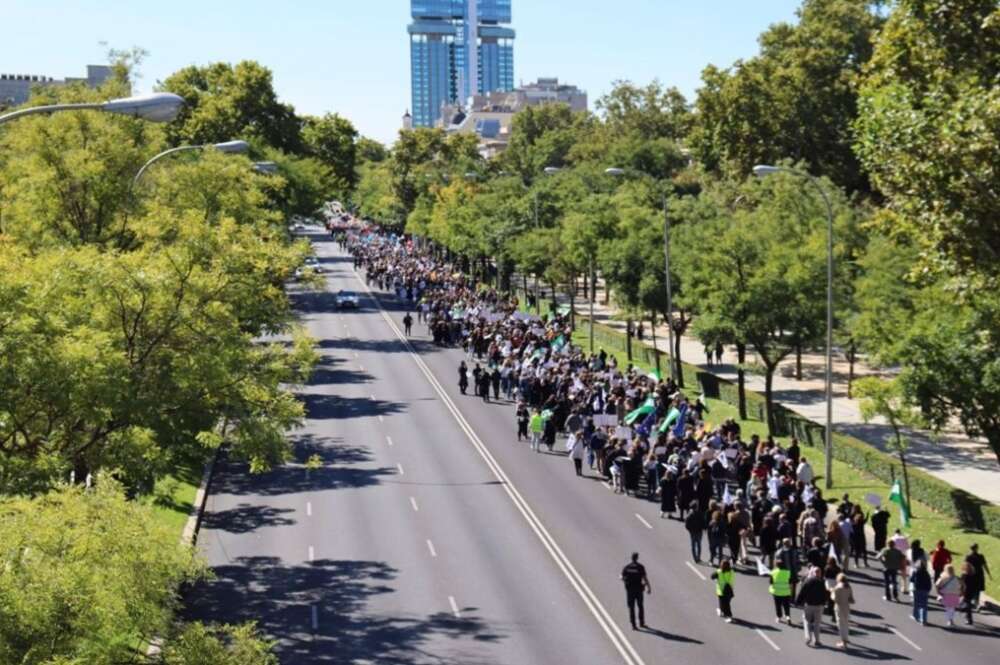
(964, 543), (992, 611)
(620, 552), (651, 630)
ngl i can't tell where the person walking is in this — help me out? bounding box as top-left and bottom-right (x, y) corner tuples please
(711, 558), (736, 623)
(960, 562), (978, 626)
(708, 510), (727, 566)
(936, 564), (963, 627)
(871, 505), (890, 552)
(658, 469), (677, 519)
(930, 540), (952, 582)
(516, 402), (529, 442)
(796, 567), (829, 647)
(964, 543), (991, 611)
(770, 559), (793, 624)
(529, 409), (544, 452)
(458, 361), (469, 395)
(777, 538), (801, 601)
(877, 540), (904, 601)
(685, 503), (705, 563)
(620, 552), (651, 630)
(910, 559), (933, 625)
(569, 430), (585, 477)
(403, 312), (413, 336)
(832, 573), (854, 649)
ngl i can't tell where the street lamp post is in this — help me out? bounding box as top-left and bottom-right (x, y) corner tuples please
(0, 92), (184, 126)
(753, 164), (835, 490)
(132, 140), (249, 188)
(252, 161), (279, 175)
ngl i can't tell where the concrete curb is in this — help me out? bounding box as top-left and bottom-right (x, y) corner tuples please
(180, 448), (220, 547)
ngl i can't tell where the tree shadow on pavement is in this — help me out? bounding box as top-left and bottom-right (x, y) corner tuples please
(299, 393), (407, 420)
(201, 503), (296, 534)
(185, 557), (505, 664)
(209, 449), (396, 498)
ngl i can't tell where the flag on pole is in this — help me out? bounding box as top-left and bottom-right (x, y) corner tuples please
(889, 479), (910, 528)
(637, 409), (658, 437)
(647, 369), (662, 382)
(722, 484), (734, 506)
(658, 407), (681, 434)
(672, 403), (689, 438)
(625, 397), (656, 425)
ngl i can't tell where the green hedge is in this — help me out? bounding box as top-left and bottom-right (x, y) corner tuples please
(577, 318), (1000, 538)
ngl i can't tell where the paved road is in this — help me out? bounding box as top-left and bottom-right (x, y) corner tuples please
(187, 229), (1000, 664)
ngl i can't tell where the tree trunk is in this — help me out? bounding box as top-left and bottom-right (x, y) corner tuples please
(603, 280), (610, 306)
(568, 280), (576, 330)
(795, 344), (803, 381)
(591, 271), (597, 304)
(650, 312), (661, 376)
(673, 324), (684, 389)
(626, 318), (633, 362)
(737, 343), (748, 421)
(900, 447), (914, 519)
(847, 341), (856, 399)
(764, 365), (777, 434)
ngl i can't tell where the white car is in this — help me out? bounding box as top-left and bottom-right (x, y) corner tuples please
(304, 257), (324, 273)
(335, 290), (360, 308)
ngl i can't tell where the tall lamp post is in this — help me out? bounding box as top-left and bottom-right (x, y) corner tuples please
(133, 140), (249, 188)
(753, 164), (835, 490)
(0, 92), (184, 126)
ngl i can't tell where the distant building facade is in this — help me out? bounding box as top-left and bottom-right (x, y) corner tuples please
(435, 77), (588, 158)
(408, 0), (515, 128)
(0, 65), (113, 107)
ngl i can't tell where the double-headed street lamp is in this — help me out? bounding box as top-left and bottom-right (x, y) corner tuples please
(0, 92), (184, 126)
(753, 164), (836, 490)
(132, 140), (249, 188)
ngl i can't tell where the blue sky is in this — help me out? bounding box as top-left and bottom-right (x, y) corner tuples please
(3, 1), (803, 144)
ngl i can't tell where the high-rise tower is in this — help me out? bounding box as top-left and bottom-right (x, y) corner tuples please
(408, 1), (515, 128)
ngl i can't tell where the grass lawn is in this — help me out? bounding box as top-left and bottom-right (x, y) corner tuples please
(140, 455), (208, 541)
(566, 323), (1000, 601)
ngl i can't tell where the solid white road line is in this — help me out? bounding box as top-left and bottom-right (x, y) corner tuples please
(357, 276), (646, 665)
(755, 629), (781, 652)
(634, 514), (653, 530)
(370, 393), (376, 400)
(308, 545), (315, 562)
(427, 539), (437, 558)
(888, 626), (922, 651)
(306, 501), (312, 517)
(410, 496), (419, 512)
(378, 415), (385, 423)
(311, 605), (319, 631)
(386, 435), (394, 447)
(397, 463), (405, 475)
(448, 595), (461, 618)
(685, 561), (707, 581)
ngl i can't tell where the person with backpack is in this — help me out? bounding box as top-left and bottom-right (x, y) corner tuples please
(711, 558), (736, 623)
(910, 559), (933, 625)
(796, 567), (829, 647)
(685, 502), (705, 563)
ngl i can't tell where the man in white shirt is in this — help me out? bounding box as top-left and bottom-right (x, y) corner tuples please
(796, 457), (815, 485)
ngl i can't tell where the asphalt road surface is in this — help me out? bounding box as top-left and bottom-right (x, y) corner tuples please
(187, 228), (1000, 664)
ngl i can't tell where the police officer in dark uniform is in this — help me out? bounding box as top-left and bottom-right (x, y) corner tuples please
(621, 552), (651, 630)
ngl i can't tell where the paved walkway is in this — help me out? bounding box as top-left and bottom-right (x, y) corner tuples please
(532, 279), (1000, 505)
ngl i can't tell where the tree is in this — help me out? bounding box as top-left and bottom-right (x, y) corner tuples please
(854, 376), (924, 516)
(854, 0), (1000, 281)
(0, 480), (277, 665)
(159, 61), (302, 153)
(301, 113), (359, 198)
(501, 103), (591, 183)
(691, 0), (883, 193)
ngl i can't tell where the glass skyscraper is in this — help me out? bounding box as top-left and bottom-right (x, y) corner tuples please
(408, 0), (515, 128)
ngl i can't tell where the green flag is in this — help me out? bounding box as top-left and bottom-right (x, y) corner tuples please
(658, 406), (681, 433)
(647, 369), (662, 382)
(889, 479), (910, 528)
(625, 397), (656, 425)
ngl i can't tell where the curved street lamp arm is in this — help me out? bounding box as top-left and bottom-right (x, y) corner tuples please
(0, 102), (104, 126)
(132, 145), (204, 188)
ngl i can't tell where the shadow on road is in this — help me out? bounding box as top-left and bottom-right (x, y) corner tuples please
(201, 503), (296, 534)
(300, 393), (407, 420)
(185, 557), (505, 664)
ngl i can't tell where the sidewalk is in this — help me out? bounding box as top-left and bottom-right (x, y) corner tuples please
(538, 280), (1000, 505)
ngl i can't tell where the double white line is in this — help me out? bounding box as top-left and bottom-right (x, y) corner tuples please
(360, 277), (646, 665)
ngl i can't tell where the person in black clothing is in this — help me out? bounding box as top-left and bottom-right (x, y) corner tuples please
(685, 504), (705, 563)
(965, 543), (992, 611)
(490, 366), (501, 400)
(458, 361), (469, 395)
(402, 312), (413, 336)
(516, 402), (529, 441)
(870, 505), (890, 552)
(621, 552), (651, 630)
(658, 470), (677, 519)
(677, 470), (694, 520)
